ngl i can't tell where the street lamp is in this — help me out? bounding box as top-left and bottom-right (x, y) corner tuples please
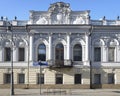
(7, 22), (14, 95)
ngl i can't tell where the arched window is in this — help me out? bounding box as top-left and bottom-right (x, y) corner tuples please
(38, 44), (46, 61)
(55, 43), (64, 66)
(4, 47), (11, 61)
(73, 44), (82, 61)
(55, 43), (64, 61)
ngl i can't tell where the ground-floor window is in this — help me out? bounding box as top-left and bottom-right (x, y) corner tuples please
(74, 74), (81, 84)
(4, 73), (11, 84)
(56, 74), (63, 84)
(94, 74), (101, 84)
(18, 73), (25, 84)
(108, 73), (114, 84)
(37, 74), (44, 84)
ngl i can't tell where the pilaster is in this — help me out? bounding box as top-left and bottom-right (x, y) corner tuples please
(67, 33), (70, 60)
(85, 33), (89, 61)
(48, 33), (52, 60)
(29, 33), (34, 61)
(13, 47), (17, 61)
(0, 47), (3, 61)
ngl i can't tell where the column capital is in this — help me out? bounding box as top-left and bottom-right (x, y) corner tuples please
(85, 32), (91, 36)
(66, 32), (71, 36)
(29, 32), (34, 36)
(48, 33), (53, 36)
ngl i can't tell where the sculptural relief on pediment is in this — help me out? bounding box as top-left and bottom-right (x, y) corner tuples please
(73, 16), (85, 24)
(48, 2), (71, 24)
(29, 2), (90, 24)
(36, 16), (48, 24)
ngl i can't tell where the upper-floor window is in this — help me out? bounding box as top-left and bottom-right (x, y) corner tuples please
(73, 44), (82, 61)
(108, 47), (115, 62)
(55, 43), (64, 61)
(38, 44), (46, 61)
(94, 47), (101, 62)
(18, 48), (25, 61)
(55, 43), (64, 66)
(4, 47), (11, 61)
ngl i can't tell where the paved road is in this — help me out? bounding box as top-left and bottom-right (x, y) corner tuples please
(0, 89), (120, 96)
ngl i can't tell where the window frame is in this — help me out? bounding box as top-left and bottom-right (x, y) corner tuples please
(38, 44), (46, 61)
(108, 73), (114, 84)
(94, 74), (101, 84)
(18, 47), (25, 61)
(4, 73), (11, 84)
(18, 73), (25, 84)
(74, 74), (82, 84)
(94, 47), (101, 62)
(108, 47), (115, 62)
(4, 47), (11, 61)
(73, 44), (82, 61)
(37, 73), (44, 84)
(55, 74), (63, 84)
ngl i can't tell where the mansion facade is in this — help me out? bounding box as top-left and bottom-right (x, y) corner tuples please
(0, 2), (120, 89)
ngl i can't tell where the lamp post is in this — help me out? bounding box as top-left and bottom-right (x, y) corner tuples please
(7, 22), (14, 95)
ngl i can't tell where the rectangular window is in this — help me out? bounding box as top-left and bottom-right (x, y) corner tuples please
(4, 73), (11, 84)
(37, 74), (44, 84)
(56, 74), (63, 84)
(18, 74), (25, 84)
(94, 74), (101, 84)
(74, 74), (81, 84)
(4, 47), (11, 61)
(94, 47), (101, 62)
(108, 47), (115, 62)
(108, 73), (114, 84)
(18, 48), (25, 61)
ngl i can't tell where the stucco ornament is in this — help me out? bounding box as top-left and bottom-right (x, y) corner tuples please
(73, 16), (85, 24)
(48, 2), (71, 24)
(36, 16), (48, 24)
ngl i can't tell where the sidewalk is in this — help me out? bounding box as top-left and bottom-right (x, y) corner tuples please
(0, 89), (120, 96)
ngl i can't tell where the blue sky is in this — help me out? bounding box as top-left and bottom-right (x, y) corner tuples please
(0, 0), (120, 20)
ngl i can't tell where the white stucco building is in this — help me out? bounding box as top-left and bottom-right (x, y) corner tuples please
(0, 2), (120, 89)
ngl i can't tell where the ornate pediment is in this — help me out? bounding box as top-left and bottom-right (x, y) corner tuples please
(48, 2), (71, 14)
(29, 2), (90, 24)
(48, 2), (71, 24)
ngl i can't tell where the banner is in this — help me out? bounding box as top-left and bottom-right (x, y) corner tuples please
(33, 61), (48, 66)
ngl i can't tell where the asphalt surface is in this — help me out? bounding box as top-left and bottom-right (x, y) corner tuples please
(0, 89), (120, 96)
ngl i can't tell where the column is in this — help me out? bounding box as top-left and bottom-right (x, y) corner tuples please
(102, 46), (107, 62)
(0, 47), (3, 61)
(85, 34), (89, 61)
(25, 47), (29, 62)
(13, 47), (17, 61)
(67, 33), (70, 60)
(29, 34), (33, 61)
(49, 34), (52, 60)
